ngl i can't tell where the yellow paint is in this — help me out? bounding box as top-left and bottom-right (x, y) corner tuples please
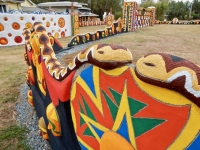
(30, 32), (46, 95)
(112, 82), (137, 149)
(71, 66), (103, 113)
(80, 113), (109, 142)
(76, 80), (137, 149)
(70, 65), (131, 147)
(100, 66), (128, 76)
(38, 117), (47, 133)
(78, 48), (90, 60)
(131, 69), (200, 149)
(100, 131), (135, 150)
(92, 45), (133, 62)
(46, 103), (61, 136)
(136, 54), (200, 91)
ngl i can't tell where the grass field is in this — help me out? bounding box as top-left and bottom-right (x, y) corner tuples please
(0, 24), (200, 149)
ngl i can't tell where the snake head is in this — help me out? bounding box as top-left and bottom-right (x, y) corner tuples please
(135, 53), (166, 81)
(91, 44), (133, 62)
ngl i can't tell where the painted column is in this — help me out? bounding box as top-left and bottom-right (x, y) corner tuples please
(122, 0), (137, 32)
(71, 14), (79, 36)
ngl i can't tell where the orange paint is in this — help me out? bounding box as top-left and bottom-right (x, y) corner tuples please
(100, 131), (135, 150)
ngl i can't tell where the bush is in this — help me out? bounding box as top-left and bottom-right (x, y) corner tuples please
(184, 15), (188, 20)
(114, 11), (122, 20)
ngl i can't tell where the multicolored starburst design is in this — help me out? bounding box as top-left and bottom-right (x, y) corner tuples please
(70, 65), (200, 150)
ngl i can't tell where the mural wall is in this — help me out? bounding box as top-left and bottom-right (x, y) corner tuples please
(23, 22), (200, 150)
(0, 14), (71, 46)
(68, 1), (155, 48)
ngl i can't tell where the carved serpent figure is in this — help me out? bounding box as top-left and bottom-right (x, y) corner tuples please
(23, 22), (200, 150)
(27, 22), (133, 81)
(135, 53), (200, 107)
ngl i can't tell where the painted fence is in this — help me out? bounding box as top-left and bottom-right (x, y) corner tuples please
(68, 1), (155, 47)
(0, 13), (71, 46)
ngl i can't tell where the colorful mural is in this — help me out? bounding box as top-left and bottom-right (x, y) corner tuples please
(71, 14), (79, 36)
(122, 2), (155, 32)
(68, 20), (124, 47)
(0, 14), (71, 46)
(79, 21), (106, 27)
(23, 21), (200, 150)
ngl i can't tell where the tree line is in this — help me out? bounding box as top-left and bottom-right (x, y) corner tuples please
(32, 0), (200, 21)
(141, 0), (200, 21)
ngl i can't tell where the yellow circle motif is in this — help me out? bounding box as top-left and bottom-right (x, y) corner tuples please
(25, 22), (32, 29)
(75, 15), (79, 21)
(46, 21), (50, 27)
(54, 32), (59, 39)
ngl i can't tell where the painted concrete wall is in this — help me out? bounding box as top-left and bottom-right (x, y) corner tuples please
(0, 14), (71, 46)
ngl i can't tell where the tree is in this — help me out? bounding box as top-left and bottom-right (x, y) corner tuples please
(140, 0), (168, 20)
(91, 0), (122, 20)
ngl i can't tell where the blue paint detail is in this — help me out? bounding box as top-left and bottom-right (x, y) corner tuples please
(186, 133), (200, 150)
(90, 123), (104, 138)
(79, 142), (88, 150)
(116, 115), (130, 142)
(80, 66), (96, 97)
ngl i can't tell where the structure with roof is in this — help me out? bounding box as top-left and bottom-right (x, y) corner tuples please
(0, 0), (37, 13)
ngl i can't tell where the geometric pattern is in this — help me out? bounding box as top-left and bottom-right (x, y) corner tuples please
(70, 65), (196, 150)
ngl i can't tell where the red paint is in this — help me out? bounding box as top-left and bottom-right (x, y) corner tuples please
(42, 61), (75, 106)
(8, 33), (12, 37)
(61, 31), (65, 37)
(71, 67), (189, 149)
(14, 36), (22, 43)
(127, 71), (190, 150)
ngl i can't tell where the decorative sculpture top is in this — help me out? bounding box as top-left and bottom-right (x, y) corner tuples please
(135, 53), (200, 107)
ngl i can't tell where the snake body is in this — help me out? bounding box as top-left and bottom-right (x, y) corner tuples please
(23, 22), (133, 82)
(135, 53), (200, 107)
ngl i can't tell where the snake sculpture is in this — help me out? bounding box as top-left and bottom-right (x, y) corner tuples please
(25, 22), (133, 81)
(23, 22), (200, 150)
(135, 53), (200, 107)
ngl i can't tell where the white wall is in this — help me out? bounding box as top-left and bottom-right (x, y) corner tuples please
(0, 13), (72, 46)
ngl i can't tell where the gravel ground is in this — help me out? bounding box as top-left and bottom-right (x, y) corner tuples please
(15, 84), (51, 150)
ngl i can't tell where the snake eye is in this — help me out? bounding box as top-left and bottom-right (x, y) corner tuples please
(144, 62), (155, 67)
(98, 51), (104, 54)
